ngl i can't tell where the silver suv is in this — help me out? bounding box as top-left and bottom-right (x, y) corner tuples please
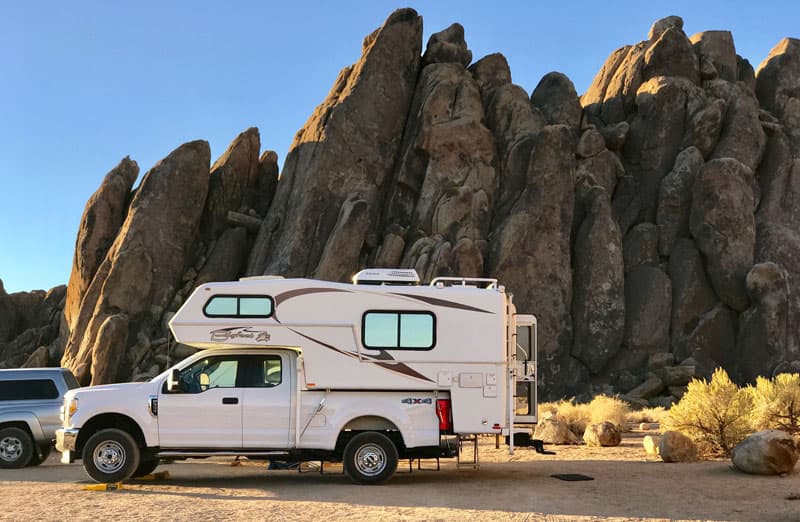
(0, 368), (79, 468)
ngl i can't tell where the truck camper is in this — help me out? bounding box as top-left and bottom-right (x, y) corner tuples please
(56, 269), (539, 484)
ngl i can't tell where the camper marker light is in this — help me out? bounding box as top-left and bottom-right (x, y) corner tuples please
(493, 423), (502, 430)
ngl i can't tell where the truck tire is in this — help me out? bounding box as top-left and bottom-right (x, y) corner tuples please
(343, 432), (398, 485)
(133, 453), (160, 478)
(0, 427), (34, 468)
(82, 428), (141, 483)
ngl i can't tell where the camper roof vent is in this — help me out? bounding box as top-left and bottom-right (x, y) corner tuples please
(352, 268), (420, 286)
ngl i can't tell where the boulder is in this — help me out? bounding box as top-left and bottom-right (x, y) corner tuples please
(575, 150), (624, 205)
(622, 266), (672, 364)
(21, 346), (48, 368)
(668, 238), (719, 356)
(687, 99), (724, 159)
(689, 158), (756, 312)
(576, 128), (606, 159)
(533, 417), (579, 445)
(584, 421), (622, 447)
(599, 121), (630, 151)
(659, 430), (698, 462)
(378, 61), (496, 279)
(735, 262), (791, 382)
(732, 430), (799, 475)
(653, 365), (696, 387)
(571, 186), (624, 374)
(489, 125), (579, 398)
(530, 72), (582, 128)
(627, 375), (665, 399)
(710, 84), (766, 173)
(195, 227), (250, 286)
(64, 157), (138, 330)
(581, 45), (636, 123)
(656, 147), (704, 256)
(648, 16), (683, 41)
(756, 38), (800, 122)
(643, 435), (661, 456)
(624, 76), (703, 223)
(643, 27), (699, 84)
(89, 314), (128, 385)
(682, 304), (737, 376)
(253, 150), (279, 217)
(469, 53), (512, 99)
(422, 23), (472, 67)
(623, 222), (659, 272)
(689, 31), (737, 82)
(247, 8), (423, 279)
(648, 352), (674, 370)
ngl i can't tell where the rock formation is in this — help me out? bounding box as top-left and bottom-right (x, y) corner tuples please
(1, 11), (799, 401)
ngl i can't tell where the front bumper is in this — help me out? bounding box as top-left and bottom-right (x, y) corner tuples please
(55, 428), (79, 463)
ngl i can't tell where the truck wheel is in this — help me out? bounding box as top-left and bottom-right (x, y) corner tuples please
(0, 427), (33, 468)
(82, 429), (140, 483)
(133, 453), (160, 478)
(343, 432), (398, 485)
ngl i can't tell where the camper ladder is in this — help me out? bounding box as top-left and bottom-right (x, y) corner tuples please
(456, 434), (479, 469)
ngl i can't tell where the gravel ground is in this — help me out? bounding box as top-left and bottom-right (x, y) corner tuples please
(1, 432), (798, 521)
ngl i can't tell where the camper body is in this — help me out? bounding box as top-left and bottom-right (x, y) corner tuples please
(56, 271), (538, 484)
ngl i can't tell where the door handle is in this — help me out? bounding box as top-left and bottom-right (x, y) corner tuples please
(222, 397), (239, 405)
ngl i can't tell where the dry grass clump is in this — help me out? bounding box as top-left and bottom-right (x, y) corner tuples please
(587, 395), (631, 429)
(627, 406), (668, 425)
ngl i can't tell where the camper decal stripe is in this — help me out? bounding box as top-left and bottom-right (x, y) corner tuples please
(392, 293), (494, 314)
(288, 328), (435, 383)
(274, 287), (351, 307)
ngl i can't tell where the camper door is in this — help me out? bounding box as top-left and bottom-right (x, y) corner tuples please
(513, 314), (537, 424)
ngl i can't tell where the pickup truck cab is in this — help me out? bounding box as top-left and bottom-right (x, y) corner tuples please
(0, 368), (79, 468)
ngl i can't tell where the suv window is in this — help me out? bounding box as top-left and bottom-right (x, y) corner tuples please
(0, 379), (59, 401)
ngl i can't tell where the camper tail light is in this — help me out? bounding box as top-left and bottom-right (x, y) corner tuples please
(436, 399), (453, 433)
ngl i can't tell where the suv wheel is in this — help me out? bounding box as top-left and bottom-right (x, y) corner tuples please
(343, 432), (398, 485)
(82, 429), (140, 483)
(0, 427), (33, 468)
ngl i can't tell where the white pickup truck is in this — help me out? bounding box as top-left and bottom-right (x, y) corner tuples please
(56, 270), (539, 485)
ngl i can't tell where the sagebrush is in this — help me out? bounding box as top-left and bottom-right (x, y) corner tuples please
(749, 373), (800, 434)
(664, 368), (752, 457)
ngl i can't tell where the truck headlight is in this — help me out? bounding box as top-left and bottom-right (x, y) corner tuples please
(66, 398), (78, 421)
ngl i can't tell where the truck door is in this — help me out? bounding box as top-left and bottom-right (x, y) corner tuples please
(157, 354), (244, 448)
(513, 315), (538, 424)
(241, 353), (292, 448)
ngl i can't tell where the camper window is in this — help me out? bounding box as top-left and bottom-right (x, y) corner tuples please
(203, 295), (274, 318)
(362, 311), (435, 350)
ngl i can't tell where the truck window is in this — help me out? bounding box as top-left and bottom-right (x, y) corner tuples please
(236, 355), (283, 387)
(0, 379), (59, 401)
(203, 295), (274, 318)
(362, 311), (436, 350)
(178, 357), (239, 392)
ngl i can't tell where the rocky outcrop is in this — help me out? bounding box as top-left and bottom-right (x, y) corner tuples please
(248, 8), (423, 279)
(61, 141), (211, 384)
(64, 158), (138, 332)
(1, 12), (797, 400)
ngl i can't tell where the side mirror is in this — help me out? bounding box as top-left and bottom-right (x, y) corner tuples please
(199, 373), (210, 391)
(167, 368), (181, 392)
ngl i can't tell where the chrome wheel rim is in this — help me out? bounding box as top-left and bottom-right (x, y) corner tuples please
(354, 443), (386, 477)
(0, 436), (23, 462)
(93, 441), (126, 474)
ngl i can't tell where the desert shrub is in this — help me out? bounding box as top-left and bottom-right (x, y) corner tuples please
(557, 399), (591, 435)
(626, 406), (668, 425)
(537, 401), (561, 418)
(749, 373), (800, 434)
(587, 395), (630, 429)
(664, 368), (752, 457)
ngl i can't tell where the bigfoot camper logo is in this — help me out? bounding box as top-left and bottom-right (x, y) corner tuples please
(209, 327), (271, 343)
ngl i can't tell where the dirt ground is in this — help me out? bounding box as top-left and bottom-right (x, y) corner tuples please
(1, 430), (798, 522)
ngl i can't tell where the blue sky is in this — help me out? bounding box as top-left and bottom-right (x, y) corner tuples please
(1, 1), (796, 293)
